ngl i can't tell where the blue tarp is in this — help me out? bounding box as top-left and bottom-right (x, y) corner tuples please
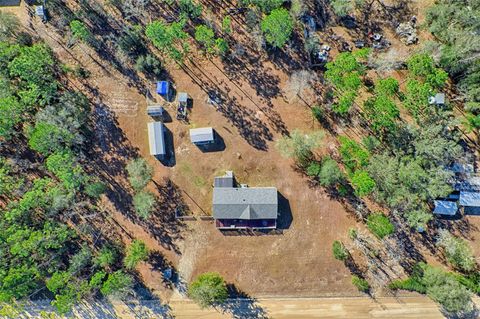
(460, 191), (480, 207)
(433, 200), (458, 215)
(156, 81), (169, 95)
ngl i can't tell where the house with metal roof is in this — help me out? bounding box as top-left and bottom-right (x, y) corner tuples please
(212, 171), (278, 229)
(459, 191), (480, 214)
(147, 122), (166, 159)
(433, 200), (458, 216)
(147, 105), (164, 118)
(190, 127), (215, 145)
(429, 93), (445, 105)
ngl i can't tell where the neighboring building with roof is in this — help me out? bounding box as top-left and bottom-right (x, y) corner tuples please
(147, 105), (164, 118)
(433, 200), (458, 216)
(190, 127), (215, 145)
(429, 93), (445, 105)
(156, 81), (173, 101)
(147, 122), (166, 159)
(212, 171), (278, 229)
(460, 191), (480, 214)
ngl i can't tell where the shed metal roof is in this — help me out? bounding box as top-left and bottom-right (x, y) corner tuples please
(147, 122), (166, 156)
(214, 171), (234, 188)
(178, 92), (188, 103)
(190, 127), (214, 143)
(460, 191), (480, 207)
(147, 105), (164, 116)
(213, 187), (278, 219)
(433, 200), (458, 215)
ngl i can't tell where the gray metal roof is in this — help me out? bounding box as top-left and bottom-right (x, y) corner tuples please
(147, 105), (164, 116)
(214, 171), (234, 188)
(460, 191), (480, 207)
(433, 200), (458, 215)
(178, 92), (188, 103)
(190, 127), (214, 143)
(213, 187), (278, 219)
(147, 122), (166, 156)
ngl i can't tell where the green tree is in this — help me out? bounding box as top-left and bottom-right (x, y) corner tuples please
(363, 95), (399, 134)
(0, 158), (23, 198)
(46, 151), (85, 191)
(222, 16), (232, 34)
(145, 19), (189, 62)
(28, 122), (74, 155)
(318, 156), (344, 187)
(68, 245), (92, 273)
(332, 240), (348, 261)
(437, 230), (475, 272)
(84, 181), (107, 199)
(350, 170), (375, 197)
(407, 54), (448, 89)
(306, 162), (321, 177)
(374, 77), (399, 96)
(188, 272), (228, 308)
(275, 130), (324, 167)
(117, 26), (146, 57)
(95, 246), (118, 268)
(261, 8), (294, 48)
(100, 271), (134, 298)
(0, 96), (23, 139)
(0, 11), (20, 41)
(124, 240), (149, 269)
(133, 191), (156, 219)
(89, 271), (106, 289)
(135, 54), (163, 78)
(195, 25), (215, 54)
(338, 136), (370, 172)
(178, 0), (202, 19)
(330, 0), (353, 17)
(70, 20), (92, 44)
(126, 158), (153, 191)
(351, 275), (369, 292)
(366, 213), (394, 239)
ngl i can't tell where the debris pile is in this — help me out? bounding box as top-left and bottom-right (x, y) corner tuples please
(396, 16), (418, 45)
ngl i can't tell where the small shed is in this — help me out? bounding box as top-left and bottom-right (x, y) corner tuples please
(156, 81), (172, 101)
(429, 93), (445, 105)
(147, 105), (164, 118)
(147, 122), (166, 159)
(433, 200), (458, 216)
(190, 127), (215, 145)
(35, 5), (47, 21)
(214, 171), (234, 188)
(460, 191), (480, 207)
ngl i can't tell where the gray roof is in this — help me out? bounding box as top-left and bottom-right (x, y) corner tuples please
(190, 127), (214, 143)
(460, 191), (480, 207)
(430, 93), (445, 105)
(178, 92), (188, 103)
(213, 187), (278, 219)
(147, 105), (164, 116)
(433, 200), (458, 215)
(147, 122), (166, 156)
(214, 171), (234, 188)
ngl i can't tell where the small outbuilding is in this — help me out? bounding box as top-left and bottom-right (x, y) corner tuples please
(35, 5), (47, 22)
(190, 127), (215, 145)
(429, 93), (445, 105)
(147, 122), (166, 159)
(156, 81), (173, 101)
(147, 105), (164, 118)
(433, 200), (458, 216)
(460, 191), (480, 214)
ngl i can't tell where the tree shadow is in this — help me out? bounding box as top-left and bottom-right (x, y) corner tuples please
(217, 284), (269, 319)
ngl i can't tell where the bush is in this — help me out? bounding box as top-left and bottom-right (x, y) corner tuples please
(389, 277), (426, 293)
(0, 11), (20, 41)
(126, 158), (153, 191)
(178, 0), (202, 19)
(133, 191), (156, 219)
(84, 181), (107, 199)
(350, 170), (375, 197)
(135, 54), (163, 78)
(222, 16), (232, 34)
(366, 213), (394, 239)
(437, 229), (475, 272)
(118, 26), (146, 57)
(46, 151), (86, 191)
(332, 240), (348, 261)
(261, 8), (293, 48)
(311, 106), (324, 122)
(306, 162), (321, 177)
(123, 240), (149, 269)
(188, 272), (228, 308)
(318, 157), (344, 187)
(195, 25), (215, 54)
(276, 130), (324, 167)
(28, 122), (74, 155)
(95, 246), (118, 268)
(70, 20), (92, 44)
(338, 136), (370, 172)
(351, 275), (369, 292)
(100, 271), (134, 298)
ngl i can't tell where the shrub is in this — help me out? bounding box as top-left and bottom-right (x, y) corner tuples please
(261, 8), (293, 48)
(123, 240), (149, 269)
(70, 20), (92, 44)
(437, 229), (475, 272)
(350, 170), (375, 197)
(311, 106), (324, 121)
(389, 277), (426, 293)
(306, 162), (321, 177)
(222, 16), (232, 34)
(145, 20), (188, 62)
(118, 26), (146, 57)
(133, 191), (156, 219)
(366, 213), (394, 239)
(318, 157), (344, 187)
(188, 272), (228, 308)
(0, 11), (20, 41)
(28, 122), (74, 155)
(338, 136), (370, 172)
(135, 54), (163, 78)
(100, 271), (134, 298)
(178, 0), (202, 19)
(276, 130), (324, 167)
(95, 246), (118, 268)
(84, 181), (107, 199)
(330, 0), (353, 17)
(46, 151), (86, 191)
(195, 25), (215, 54)
(332, 240), (348, 261)
(351, 275), (369, 292)
(126, 158), (153, 191)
